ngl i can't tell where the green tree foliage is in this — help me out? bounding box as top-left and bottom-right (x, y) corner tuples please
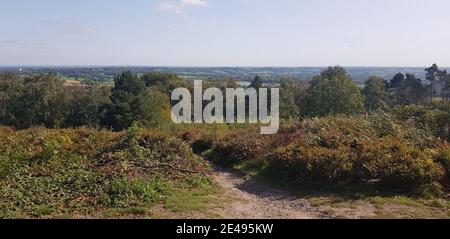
(21, 74), (67, 128)
(0, 71), (188, 131)
(424, 64), (450, 101)
(105, 71), (153, 131)
(303, 66), (364, 116)
(1, 66), (448, 132)
(0, 73), (23, 126)
(388, 73), (426, 105)
(279, 78), (303, 119)
(435, 65), (450, 101)
(426, 63), (441, 102)
(65, 82), (111, 128)
(405, 73), (426, 103)
(389, 73), (406, 104)
(443, 73), (450, 100)
(141, 72), (187, 94)
(146, 89), (172, 127)
(0, 73), (66, 129)
(362, 76), (389, 111)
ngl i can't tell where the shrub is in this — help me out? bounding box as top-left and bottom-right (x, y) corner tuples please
(108, 176), (171, 208)
(180, 129), (215, 155)
(393, 104), (450, 141)
(435, 148), (450, 186)
(0, 127), (210, 218)
(212, 141), (256, 166)
(357, 138), (444, 190)
(206, 128), (268, 166)
(267, 135), (445, 192)
(266, 117), (446, 193)
(267, 144), (355, 186)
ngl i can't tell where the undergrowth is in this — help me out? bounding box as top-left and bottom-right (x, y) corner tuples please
(0, 125), (214, 218)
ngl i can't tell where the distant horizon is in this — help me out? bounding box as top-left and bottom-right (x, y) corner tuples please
(1, 65), (449, 69)
(3, 64), (447, 83)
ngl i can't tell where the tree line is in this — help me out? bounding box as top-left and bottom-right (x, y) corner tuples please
(279, 64), (450, 118)
(1, 64), (449, 131)
(0, 72), (175, 130)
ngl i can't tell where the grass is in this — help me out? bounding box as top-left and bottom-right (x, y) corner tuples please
(90, 175), (223, 219)
(33, 206), (55, 217)
(233, 157), (268, 177)
(99, 175), (223, 218)
(165, 190), (222, 212)
(164, 175), (225, 213)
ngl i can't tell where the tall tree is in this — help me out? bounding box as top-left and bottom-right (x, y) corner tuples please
(249, 75), (263, 89)
(15, 73), (66, 129)
(426, 63), (441, 103)
(146, 89), (172, 127)
(279, 78), (301, 119)
(362, 76), (389, 111)
(389, 73), (406, 104)
(304, 66), (364, 116)
(442, 73), (450, 101)
(0, 73), (24, 126)
(388, 73), (425, 105)
(105, 71), (153, 131)
(65, 82), (111, 128)
(404, 73), (426, 104)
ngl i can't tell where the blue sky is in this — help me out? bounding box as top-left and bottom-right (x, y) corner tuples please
(1, 0), (450, 66)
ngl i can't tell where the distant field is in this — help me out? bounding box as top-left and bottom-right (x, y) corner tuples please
(62, 79), (113, 89)
(63, 80), (85, 88)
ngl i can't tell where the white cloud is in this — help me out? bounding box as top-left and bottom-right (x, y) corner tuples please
(158, 0), (207, 15)
(182, 0), (208, 6)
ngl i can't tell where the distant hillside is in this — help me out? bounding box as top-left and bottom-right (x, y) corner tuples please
(1, 66), (447, 83)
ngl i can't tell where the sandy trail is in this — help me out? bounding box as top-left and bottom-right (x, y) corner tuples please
(212, 168), (332, 219)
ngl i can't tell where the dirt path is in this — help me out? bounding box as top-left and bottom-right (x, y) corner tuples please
(208, 168), (450, 219)
(212, 167), (333, 219)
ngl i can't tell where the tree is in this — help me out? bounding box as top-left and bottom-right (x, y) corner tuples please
(426, 63), (441, 103)
(442, 73), (450, 101)
(404, 73), (426, 104)
(304, 66), (364, 116)
(362, 76), (389, 111)
(390, 73), (405, 89)
(279, 78), (303, 119)
(435, 66), (449, 101)
(388, 73), (425, 105)
(105, 71), (153, 131)
(388, 73), (406, 104)
(141, 72), (187, 94)
(14, 73), (66, 129)
(146, 89), (172, 128)
(65, 82), (111, 128)
(249, 75), (263, 89)
(319, 66), (347, 80)
(0, 73), (23, 126)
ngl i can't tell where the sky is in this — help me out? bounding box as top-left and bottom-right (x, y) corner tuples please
(1, 0), (450, 67)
